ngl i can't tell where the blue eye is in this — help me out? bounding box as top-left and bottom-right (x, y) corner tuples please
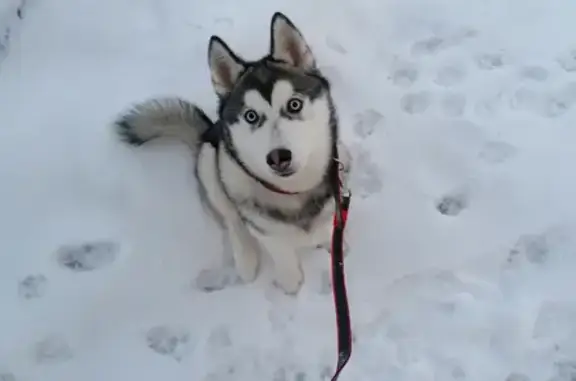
(286, 97), (304, 113)
(243, 109), (259, 124)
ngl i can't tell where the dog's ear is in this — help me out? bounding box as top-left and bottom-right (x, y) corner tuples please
(269, 12), (315, 71)
(208, 36), (246, 97)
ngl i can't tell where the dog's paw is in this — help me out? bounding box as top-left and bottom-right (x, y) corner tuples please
(194, 268), (241, 293)
(273, 265), (304, 295)
(234, 249), (260, 283)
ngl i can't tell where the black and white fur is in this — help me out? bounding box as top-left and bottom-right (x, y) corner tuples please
(114, 12), (351, 294)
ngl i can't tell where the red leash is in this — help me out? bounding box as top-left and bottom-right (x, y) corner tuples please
(328, 159), (352, 381)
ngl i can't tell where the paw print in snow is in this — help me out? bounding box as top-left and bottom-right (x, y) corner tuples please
(194, 267), (241, 293)
(146, 325), (194, 361)
(436, 192), (468, 216)
(519, 66), (548, 82)
(18, 274), (48, 299)
(507, 234), (548, 265)
(452, 366), (466, 380)
(34, 335), (73, 364)
(478, 140), (516, 165)
(206, 325), (232, 350)
(505, 373), (530, 381)
(320, 367), (332, 380)
(551, 361), (576, 381)
(401, 92), (431, 114)
(541, 82), (576, 118)
(411, 36), (446, 56)
(56, 240), (119, 272)
(294, 372), (307, 381)
(390, 65), (419, 87)
(557, 49), (576, 72)
(273, 368), (307, 381)
(353, 109), (384, 138)
(0, 373), (16, 381)
(475, 53), (505, 70)
(411, 28), (476, 57)
(348, 148), (383, 198)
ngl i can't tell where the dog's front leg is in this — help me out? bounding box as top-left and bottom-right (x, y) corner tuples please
(251, 233), (303, 295)
(225, 217), (260, 283)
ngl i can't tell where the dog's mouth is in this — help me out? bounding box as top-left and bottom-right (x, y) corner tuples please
(274, 166), (295, 177)
(271, 161), (295, 177)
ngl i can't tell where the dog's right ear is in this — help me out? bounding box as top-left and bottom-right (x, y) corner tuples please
(208, 36), (246, 97)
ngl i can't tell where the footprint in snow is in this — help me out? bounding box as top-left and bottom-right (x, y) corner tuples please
(18, 274), (48, 299)
(0, 373), (16, 381)
(551, 360), (576, 381)
(320, 366), (333, 380)
(348, 145), (383, 198)
(34, 335), (73, 364)
(519, 65), (549, 82)
(478, 140), (516, 165)
(557, 49), (576, 72)
(505, 372), (531, 381)
(390, 65), (419, 87)
(475, 53), (506, 70)
(436, 191), (468, 216)
(194, 267), (241, 293)
(506, 233), (549, 266)
(411, 36), (446, 56)
(353, 109), (384, 138)
(410, 28), (477, 57)
(146, 325), (194, 361)
(401, 91), (431, 114)
(206, 325), (232, 350)
(56, 240), (119, 272)
(273, 368), (308, 381)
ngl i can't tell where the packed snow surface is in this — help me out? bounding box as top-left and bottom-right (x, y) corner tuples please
(2, 0), (576, 380)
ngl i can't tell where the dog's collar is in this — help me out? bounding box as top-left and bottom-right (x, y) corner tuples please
(254, 177), (300, 195)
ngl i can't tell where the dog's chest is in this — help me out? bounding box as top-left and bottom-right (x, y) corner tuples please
(239, 189), (334, 234)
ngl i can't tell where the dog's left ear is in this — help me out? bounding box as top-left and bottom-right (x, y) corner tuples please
(269, 12), (316, 71)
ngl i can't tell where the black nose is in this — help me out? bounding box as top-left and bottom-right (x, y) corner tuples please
(266, 148), (292, 171)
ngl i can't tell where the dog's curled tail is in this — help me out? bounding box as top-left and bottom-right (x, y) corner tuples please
(114, 97), (212, 151)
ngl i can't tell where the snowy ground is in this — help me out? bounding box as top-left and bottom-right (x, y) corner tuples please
(2, 0), (576, 380)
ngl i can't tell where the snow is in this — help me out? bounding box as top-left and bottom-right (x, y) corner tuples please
(0, 0), (26, 65)
(2, 0), (576, 379)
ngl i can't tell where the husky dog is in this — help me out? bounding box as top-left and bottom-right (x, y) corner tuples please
(114, 12), (351, 294)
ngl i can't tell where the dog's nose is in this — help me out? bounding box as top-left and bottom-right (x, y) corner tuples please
(266, 148), (292, 171)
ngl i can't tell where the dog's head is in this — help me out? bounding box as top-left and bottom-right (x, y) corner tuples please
(208, 12), (336, 192)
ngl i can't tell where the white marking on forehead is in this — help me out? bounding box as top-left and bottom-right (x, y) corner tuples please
(243, 80), (295, 111)
(243, 89), (270, 111)
(272, 80), (294, 108)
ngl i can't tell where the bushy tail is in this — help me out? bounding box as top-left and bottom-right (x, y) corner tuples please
(114, 97), (213, 151)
